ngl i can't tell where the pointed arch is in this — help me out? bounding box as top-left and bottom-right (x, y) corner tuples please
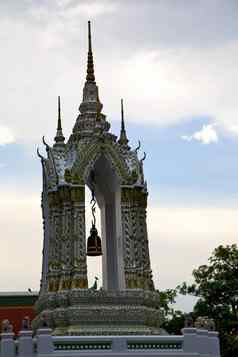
(71, 140), (134, 185)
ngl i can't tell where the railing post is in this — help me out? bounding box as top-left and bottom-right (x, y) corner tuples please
(196, 329), (210, 356)
(0, 332), (15, 357)
(112, 337), (127, 352)
(208, 331), (220, 357)
(37, 328), (54, 355)
(182, 327), (198, 353)
(18, 330), (33, 357)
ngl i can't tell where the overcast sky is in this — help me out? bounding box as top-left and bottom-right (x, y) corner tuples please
(1, 0), (238, 312)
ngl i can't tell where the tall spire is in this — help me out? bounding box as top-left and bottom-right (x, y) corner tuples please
(54, 96), (65, 145)
(121, 98), (125, 131)
(76, 21), (110, 135)
(86, 21), (95, 82)
(118, 98), (129, 147)
(57, 96), (62, 131)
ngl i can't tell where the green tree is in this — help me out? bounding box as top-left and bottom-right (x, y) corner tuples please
(178, 244), (238, 357)
(162, 310), (186, 335)
(159, 288), (177, 317)
(179, 244), (238, 317)
(158, 289), (187, 335)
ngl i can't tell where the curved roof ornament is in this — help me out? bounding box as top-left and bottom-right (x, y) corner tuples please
(140, 152), (147, 162)
(42, 136), (50, 151)
(42, 136), (58, 181)
(135, 140), (141, 154)
(37, 147), (45, 161)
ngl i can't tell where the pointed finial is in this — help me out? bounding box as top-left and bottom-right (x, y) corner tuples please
(121, 98), (125, 131)
(88, 20), (92, 53)
(54, 96), (65, 145)
(86, 21), (95, 82)
(58, 96), (62, 131)
(118, 98), (129, 147)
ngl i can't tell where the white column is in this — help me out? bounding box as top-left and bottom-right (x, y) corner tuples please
(208, 331), (221, 357)
(111, 337), (127, 352)
(37, 328), (54, 355)
(100, 204), (108, 289)
(18, 330), (33, 357)
(115, 189), (125, 290)
(196, 329), (210, 356)
(0, 332), (15, 357)
(105, 202), (118, 290)
(182, 327), (198, 353)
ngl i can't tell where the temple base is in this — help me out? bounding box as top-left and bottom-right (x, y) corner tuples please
(32, 289), (164, 336)
(53, 324), (164, 336)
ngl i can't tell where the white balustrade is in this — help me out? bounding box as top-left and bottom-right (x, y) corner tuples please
(37, 328), (54, 355)
(0, 327), (221, 357)
(18, 330), (34, 357)
(0, 332), (15, 357)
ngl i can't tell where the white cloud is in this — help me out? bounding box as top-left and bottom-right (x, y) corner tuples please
(0, 3), (238, 143)
(147, 204), (238, 291)
(63, 2), (118, 18)
(0, 125), (15, 146)
(226, 125), (238, 136)
(0, 192), (42, 291)
(181, 124), (218, 144)
(108, 44), (238, 132)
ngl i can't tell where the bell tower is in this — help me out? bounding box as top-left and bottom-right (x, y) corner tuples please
(34, 22), (162, 336)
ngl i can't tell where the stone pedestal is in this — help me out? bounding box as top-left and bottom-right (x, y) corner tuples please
(0, 332), (15, 357)
(32, 289), (163, 336)
(208, 331), (220, 357)
(37, 328), (54, 355)
(18, 330), (33, 357)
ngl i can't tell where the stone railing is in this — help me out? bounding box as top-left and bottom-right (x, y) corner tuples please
(0, 327), (220, 356)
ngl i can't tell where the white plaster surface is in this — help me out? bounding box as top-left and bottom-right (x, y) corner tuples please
(0, 328), (220, 357)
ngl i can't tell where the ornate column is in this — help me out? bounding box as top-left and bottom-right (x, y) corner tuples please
(71, 186), (88, 289)
(47, 191), (62, 293)
(121, 187), (154, 290)
(46, 186), (88, 293)
(58, 189), (72, 290)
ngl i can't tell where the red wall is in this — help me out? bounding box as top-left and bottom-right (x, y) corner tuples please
(0, 307), (36, 336)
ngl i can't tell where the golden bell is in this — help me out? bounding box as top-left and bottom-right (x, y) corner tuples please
(86, 224), (102, 256)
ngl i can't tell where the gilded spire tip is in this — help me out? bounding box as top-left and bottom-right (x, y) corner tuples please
(119, 98), (129, 147)
(121, 98), (125, 131)
(58, 96), (62, 131)
(86, 20), (95, 82)
(88, 21), (92, 53)
(54, 95), (65, 144)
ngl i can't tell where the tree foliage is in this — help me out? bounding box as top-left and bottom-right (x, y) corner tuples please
(178, 244), (238, 357)
(159, 289), (177, 316)
(179, 244), (238, 316)
(158, 288), (186, 335)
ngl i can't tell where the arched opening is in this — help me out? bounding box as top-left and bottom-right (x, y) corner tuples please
(85, 185), (102, 288)
(86, 154), (125, 291)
